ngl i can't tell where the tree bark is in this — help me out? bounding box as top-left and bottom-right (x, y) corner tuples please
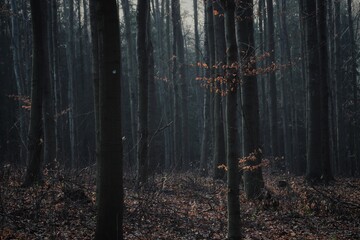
(266, 0), (279, 157)
(225, 0), (241, 238)
(10, 0), (26, 162)
(305, 0), (322, 181)
(23, 0), (50, 187)
(95, 0), (123, 238)
(318, 0), (333, 181)
(213, 1), (226, 179)
(238, 0), (264, 200)
(65, 0), (76, 168)
(347, 0), (358, 176)
(121, 0), (137, 163)
(137, 0), (150, 185)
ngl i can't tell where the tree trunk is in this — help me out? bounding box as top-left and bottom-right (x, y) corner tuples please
(305, 0), (322, 181)
(10, 0), (27, 162)
(200, 3), (211, 175)
(172, 0), (188, 169)
(334, 0), (345, 174)
(89, 0), (100, 204)
(318, 0), (333, 181)
(266, 0), (279, 157)
(225, 0), (241, 238)
(65, 0), (76, 168)
(238, 0), (264, 200)
(23, 0), (50, 187)
(347, 0), (358, 175)
(121, 0), (137, 163)
(275, 0), (292, 170)
(49, 0), (61, 164)
(95, 0), (123, 238)
(43, 0), (56, 167)
(137, 0), (150, 185)
(213, 1), (226, 179)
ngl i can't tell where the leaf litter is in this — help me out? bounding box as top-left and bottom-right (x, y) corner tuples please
(0, 166), (359, 239)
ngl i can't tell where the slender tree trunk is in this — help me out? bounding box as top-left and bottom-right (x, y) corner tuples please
(137, 0), (149, 185)
(347, 0), (358, 175)
(10, 0), (26, 162)
(213, 1), (226, 179)
(206, 0), (216, 173)
(298, 0), (308, 175)
(276, 0), (293, 170)
(89, 0), (100, 204)
(266, 0), (279, 157)
(334, 0), (345, 174)
(305, 0), (322, 181)
(200, 2), (210, 175)
(65, 0), (76, 168)
(148, 6), (161, 174)
(172, 0), (188, 169)
(165, 0), (174, 167)
(50, 0), (61, 164)
(225, 0), (241, 238)
(42, 0), (56, 167)
(121, 0), (137, 163)
(318, 0), (333, 181)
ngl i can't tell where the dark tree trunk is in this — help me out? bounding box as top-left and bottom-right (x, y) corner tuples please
(213, 1), (226, 180)
(148, 5), (161, 174)
(65, 0), (76, 168)
(95, 0), (123, 239)
(10, 0), (27, 162)
(225, 0), (241, 238)
(23, 0), (50, 187)
(334, 0), (345, 174)
(266, 0), (279, 157)
(136, 0), (149, 185)
(305, 0), (322, 181)
(238, 0), (264, 199)
(171, 0), (181, 168)
(49, 0), (61, 164)
(200, 3), (211, 175)
(318, 0), (333, 181)
(172, 0), (188, 169)
(121, 0), (137, 163)
(43, 0), (56, 167)
(347, 0), (359, 175)
(89, 0), (100, 203)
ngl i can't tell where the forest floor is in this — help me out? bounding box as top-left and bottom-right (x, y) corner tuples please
(0, 165), (359, 240)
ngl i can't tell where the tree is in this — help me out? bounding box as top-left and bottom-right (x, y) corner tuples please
(318, 0), (333, 181)
(65, 0), (76, 168)
(347, 0), (358, 176)
(10, 0), (26, 161)
(238, 0), (264, 199)
(94, 0), (123, 238)
(137, 0), (150, 185)
(43, 0), (56, 167)
(224, 0), (241, 238)
(266, 0), (279, 157)
(305, 0), (322, 181)
(121, 0), (137, 164)
(200, 2), (211, 174)
(23, 0), (50, 187)
(89, 0), (100, 204)
(172, 0), (189, 169)
(213, 1), (226, 180)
